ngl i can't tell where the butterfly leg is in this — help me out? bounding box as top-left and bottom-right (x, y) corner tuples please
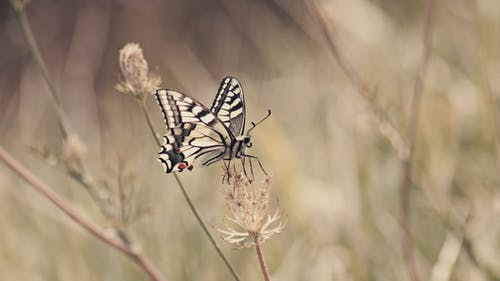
(242, 154), (268, 176)
(223, 159), (230, 171)
(222, 160), (231, 184)
(241, 157), (249, 179)
(248, 157), (255, 182)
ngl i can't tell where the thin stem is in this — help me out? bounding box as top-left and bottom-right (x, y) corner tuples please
(10, 0), (115, 219)
(0, 147), (167, 281)
(10, 3), (167, 280)
(173, 173), (241, 280)
(11, 0), (72, 139)
(117, 161), (128, 225)
(141, 99), (162, 147)
(305, 0), (364, 94)
(66, 160), (116, 219)
(400, 1), (436, 281)
(140, 102), (241, 281)
(254, 237), (271, 281)
(304, 0), (408, 159)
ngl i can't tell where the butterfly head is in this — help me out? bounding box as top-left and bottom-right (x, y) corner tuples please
(236, 135), (252, 149)
(243, 135), (252, 148)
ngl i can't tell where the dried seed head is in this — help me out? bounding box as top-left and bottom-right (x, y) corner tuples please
(115, 43), (161, 100)
(217, 172), (286, 248)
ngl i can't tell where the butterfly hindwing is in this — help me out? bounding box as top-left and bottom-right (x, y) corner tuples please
(155, 89), (233, 173)
(210, 77), (246, 136)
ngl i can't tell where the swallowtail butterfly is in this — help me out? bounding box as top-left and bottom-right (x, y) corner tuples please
(155, 77), (269, 174)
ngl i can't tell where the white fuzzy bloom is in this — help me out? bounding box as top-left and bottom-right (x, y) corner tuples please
(115, 43), (161, 99)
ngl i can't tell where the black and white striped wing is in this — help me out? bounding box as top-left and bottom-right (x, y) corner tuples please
(155, 89), (233, 173)
(210, 77), (246, 136)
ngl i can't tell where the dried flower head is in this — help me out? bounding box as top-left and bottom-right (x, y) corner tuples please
(115, 43), (161, 100)
(216, 172), (286, 248)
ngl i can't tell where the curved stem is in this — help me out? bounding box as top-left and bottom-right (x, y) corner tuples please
(140, 101), (241, 281)
(10, 3), (167, 280)
(254, 237), (271, 281)
(10, 0), (115, 219)
(0, 147), (167, 281)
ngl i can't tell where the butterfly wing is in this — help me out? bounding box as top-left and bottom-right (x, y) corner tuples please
(210, 77), (246, 136)
(155, 89), (234, 173)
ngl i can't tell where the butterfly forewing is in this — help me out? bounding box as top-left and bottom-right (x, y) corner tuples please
(210, 77), (246, 136)
(155, 89), (232, 173)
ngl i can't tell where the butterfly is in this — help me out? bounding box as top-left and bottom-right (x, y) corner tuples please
(154, 76), (270, 174)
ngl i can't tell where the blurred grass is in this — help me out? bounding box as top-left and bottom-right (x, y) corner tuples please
(2, 0), (500, 280)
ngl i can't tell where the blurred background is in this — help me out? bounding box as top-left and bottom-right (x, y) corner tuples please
(1, 0), (500, 280)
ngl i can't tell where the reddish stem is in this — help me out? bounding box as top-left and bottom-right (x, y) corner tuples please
(0, 147), (166, 281)
(254, 237), (271, 281)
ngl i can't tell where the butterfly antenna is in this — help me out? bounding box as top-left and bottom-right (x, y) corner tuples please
(247, 109), (272, 135)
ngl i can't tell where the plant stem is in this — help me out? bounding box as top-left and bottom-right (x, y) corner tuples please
(401, 1), (436, 281)
(0, 147), (167, 281)
(305, 0), (407, 158)
(11, 0), (72, 139)
(10, 2), (167, 280)
(10, 0), (115, 219)
(254, 237), (271, 281)
(140, 101), (241, 281)
(141, 100), (162, 147)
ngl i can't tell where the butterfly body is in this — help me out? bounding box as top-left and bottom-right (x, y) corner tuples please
(155, 77), (253, 173)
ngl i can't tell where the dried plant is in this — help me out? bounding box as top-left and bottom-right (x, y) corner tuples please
(0, 148), (166, 281)
(4, 2), (168, 280)
(115, 42), (242, 281)
(218, 172), (285, 248)
(217, 171), (286, 281)
(5, 1), (500, 280)
(116, 43), (161, 101)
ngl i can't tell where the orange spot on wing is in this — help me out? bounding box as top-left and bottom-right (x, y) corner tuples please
(178, 162), (187, 170)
